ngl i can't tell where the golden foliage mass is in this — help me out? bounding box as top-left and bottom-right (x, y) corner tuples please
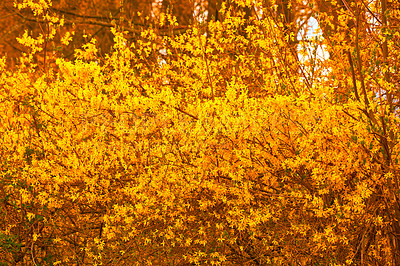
(1, 0), (400, 265)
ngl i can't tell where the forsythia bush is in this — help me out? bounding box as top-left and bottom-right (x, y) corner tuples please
(1, 0), (400, 265)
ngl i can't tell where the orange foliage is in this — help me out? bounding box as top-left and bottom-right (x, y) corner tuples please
(1, 0), (400, 265)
